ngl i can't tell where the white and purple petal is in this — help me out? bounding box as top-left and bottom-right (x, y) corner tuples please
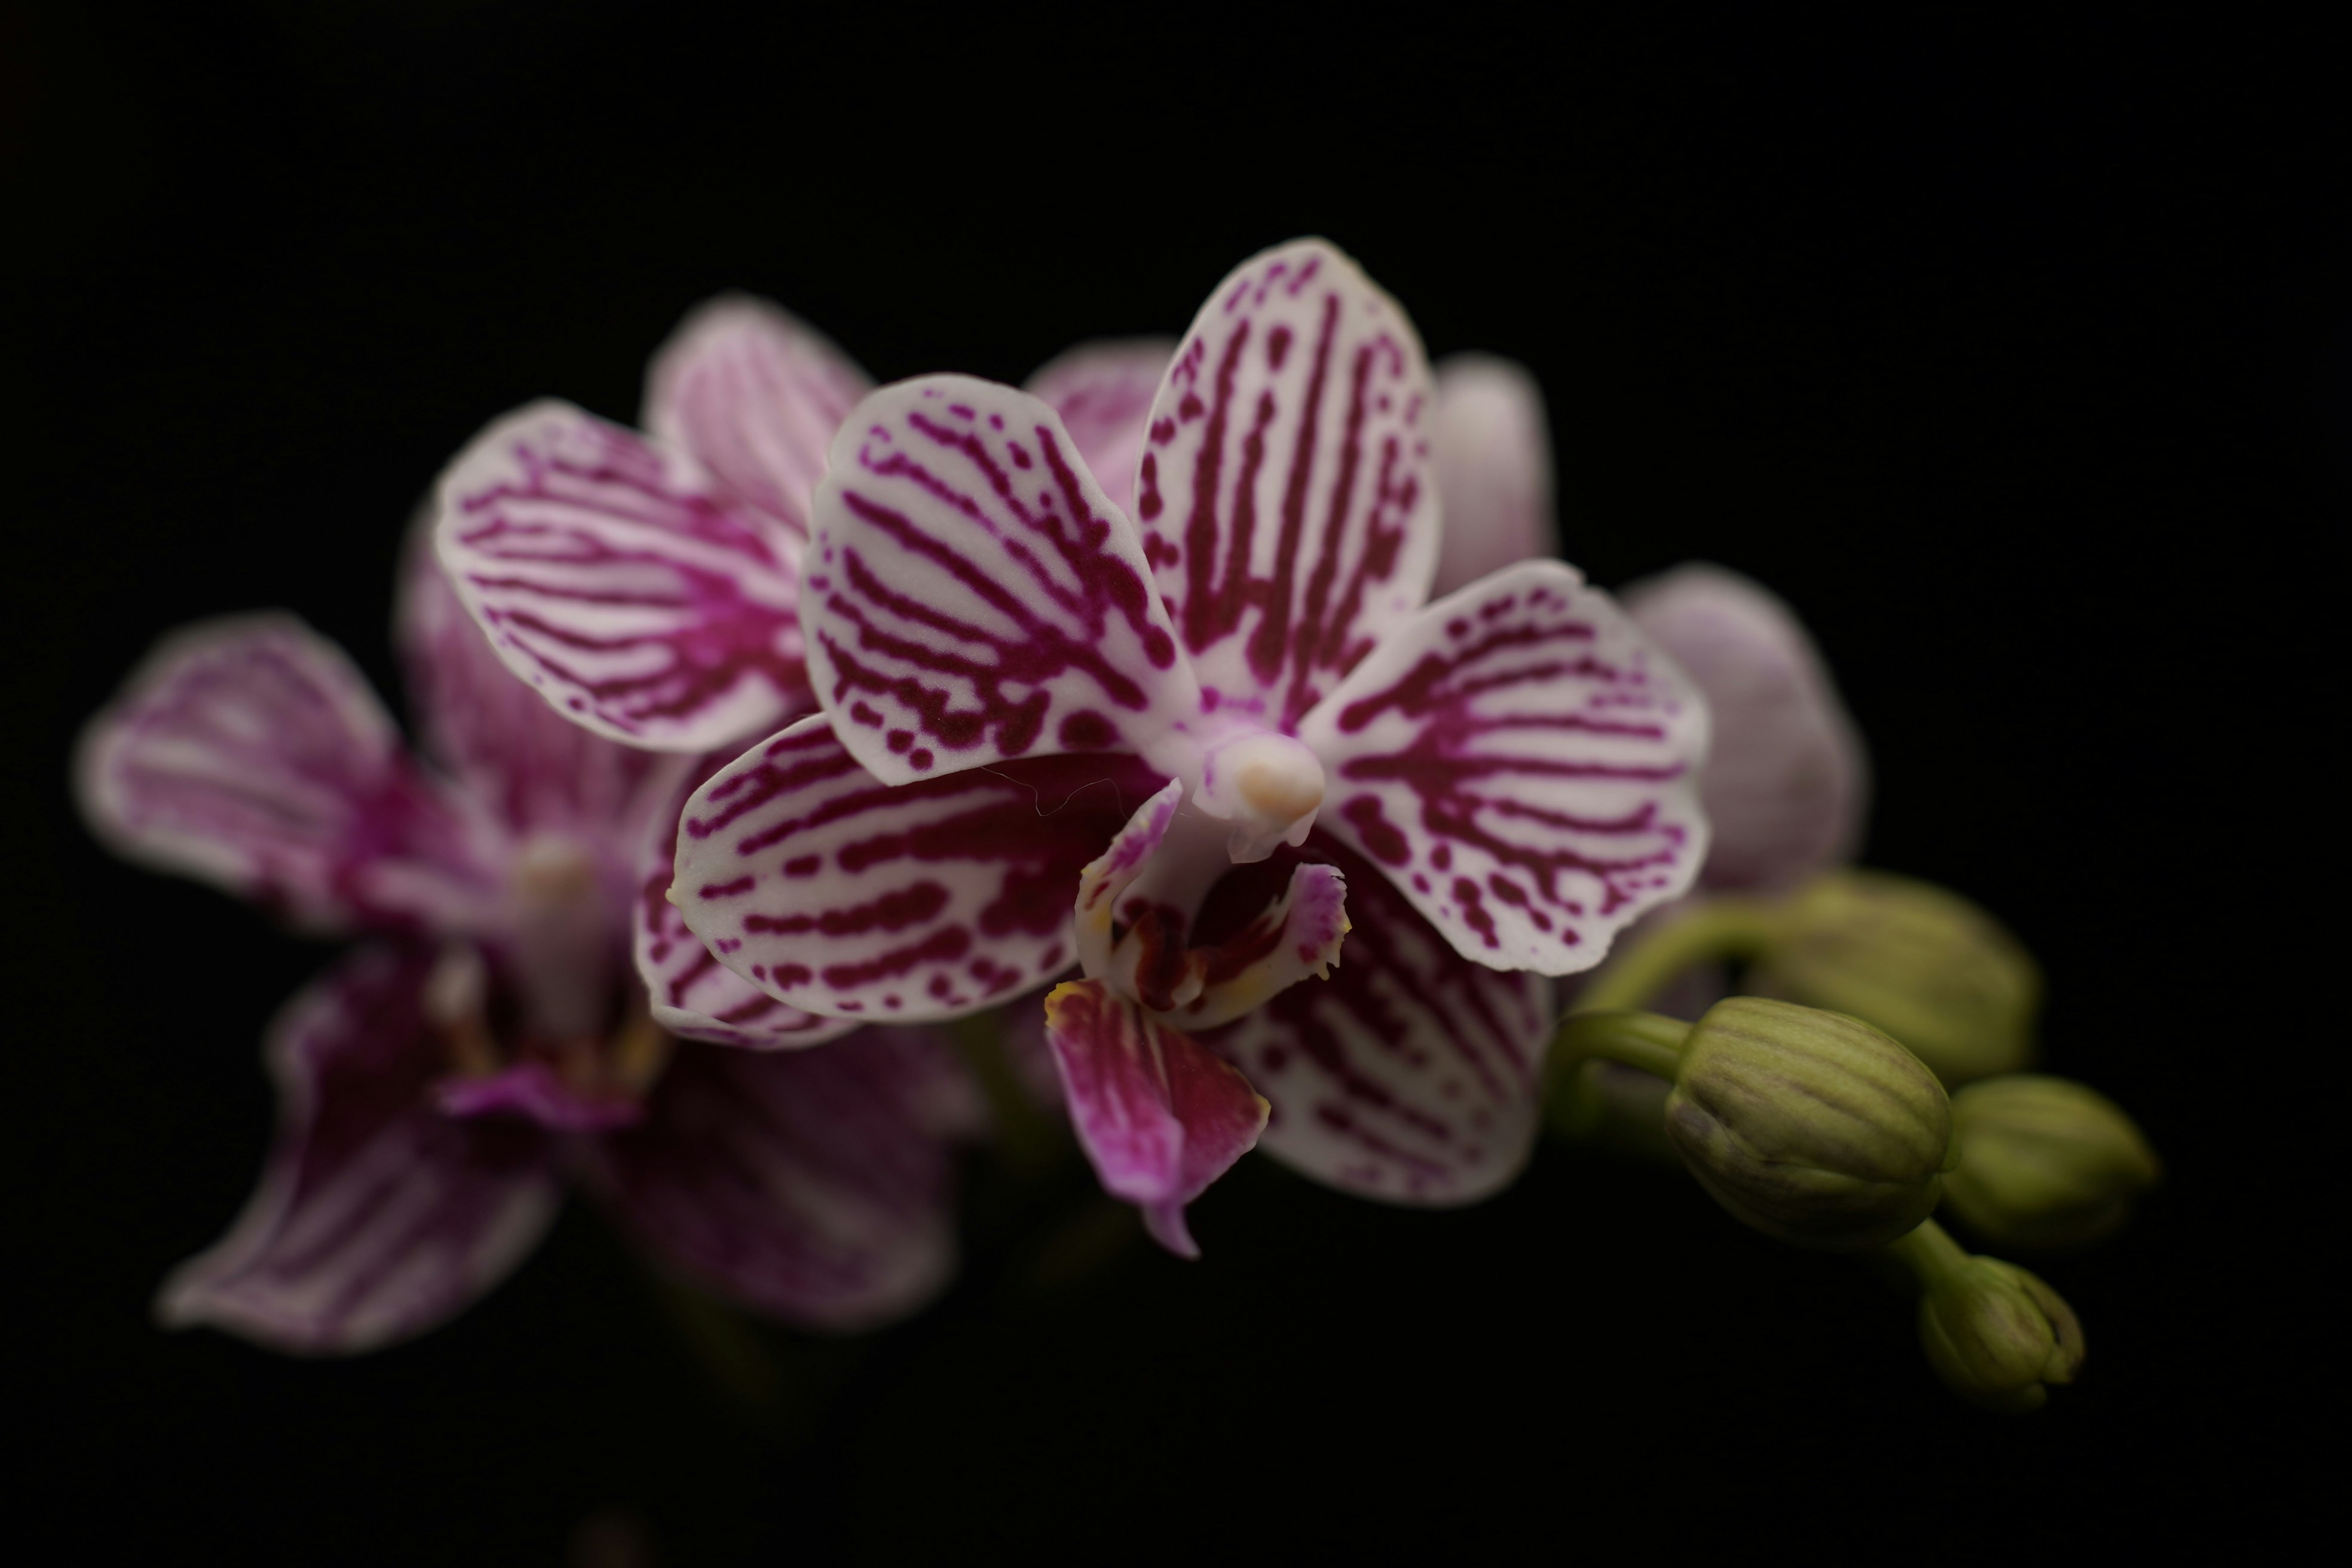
(676, 715), (1165, 1021)
(1202, 835), (1554, 1203)
(434, 402), (811, 752)
(397, 518), (682, 846)
(1430, 353), (1558, 598)
(1042, 979), (1268, 1258)
(802, 376), (1201, 783)
(1621, 564), (1867, 890)
(1138, 239), (1441, 731)
(633, 759), (860, 1049)
(76, 615), (501, 933)
(157, 947), (561, 1353)
(642, 293), (870, 537)
(588, 1028), (980, 1331)
(1301, 559), (1710, 975)
(1024, 338), (1178, 522)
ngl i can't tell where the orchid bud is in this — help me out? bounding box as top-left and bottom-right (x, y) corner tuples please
(1917, 1255), (2085, 1412)
(1663, 997), (1956, 1250)
(1748, 870), (2040, 1086)
(1942, 1076), (2161, 1248)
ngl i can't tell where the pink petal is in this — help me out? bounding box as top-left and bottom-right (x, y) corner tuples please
(1429, 354), (1558, 598)
(1024, 338), (1178, 521)
(1203, 834), (1554, 1203)
(396, 516), (684, 843)
(157, 947), (561, 1353)
(1621, 564), (1869, 890)
(803, 375), (1201, 785)
(632, 758), (860, 1049)
(1138, 239), (1441, 731)
(1301, 559), (1711, 976)
(675, 713), (1166, 1021)
(1042, 979), (1269, 1258)
(587, 1028), (981, 1330)
(433, 401), (811, 753)
(642, 293), (871, 537)
(76, 615), (501, 933)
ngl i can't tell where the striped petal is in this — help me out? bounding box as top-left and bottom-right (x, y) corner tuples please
(632, 759), (859, 1049)
(1024, 338), (1177, 522)
(1042, 979), (1269, 1258)
(1430, 354), (1558, 598)
(157, 947), (561, 1353)
(642, 293), (870, 537)
(675, 714), (1165, 1021)
(76, 615), (500, 933)
(397, 517), (681, 844)
(1301, 559), (1711, 976)
(1622, 564), (1868, 890)
(1203, 834), (1554, 1203)
(434, 401), (811, 752)
(589, 1028), (981, 1331)
(1137, 239), (1440, 731)
(803, 375), (1201, 784)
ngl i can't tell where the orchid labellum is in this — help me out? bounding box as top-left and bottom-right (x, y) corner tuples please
(566, 241), (1717, 1253)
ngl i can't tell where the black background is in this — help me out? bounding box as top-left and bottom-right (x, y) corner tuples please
(4, 5), (2338, 1562)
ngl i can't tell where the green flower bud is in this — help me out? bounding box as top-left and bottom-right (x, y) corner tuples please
(1917, 1254), (2085, 1412)
(1748, 870), (2041, 1086)
(1942, 1076), (2161, 1248)
(1664, 997), (1956, 1251)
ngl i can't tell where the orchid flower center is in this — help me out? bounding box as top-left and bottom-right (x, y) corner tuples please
(1190, 728), (1327, 865)
(418, 835), (672, 1132)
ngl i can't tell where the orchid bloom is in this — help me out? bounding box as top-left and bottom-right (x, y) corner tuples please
(578, 240), (1714, 1254)
(75, 528), (979, 1353)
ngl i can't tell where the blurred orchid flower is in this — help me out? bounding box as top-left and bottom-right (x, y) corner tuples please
(76, 516), (980, 1353)
(641, 240), (1712, 1252)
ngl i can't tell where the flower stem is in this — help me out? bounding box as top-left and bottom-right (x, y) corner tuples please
(1879, 1217), (1971, 1293)
(1551, 1009), (1692, 1083)
(1573, 897), (1782, 1013)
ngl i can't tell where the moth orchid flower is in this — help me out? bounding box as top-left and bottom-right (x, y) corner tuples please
(75, 531), (979, 1353)
(663, 240), (1713, 1254)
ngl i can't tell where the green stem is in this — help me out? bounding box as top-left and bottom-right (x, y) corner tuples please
(1879, 1218), (1971, 1294)
(1573, 896), (1781, 1013)
(948, 1012), (1064, 1175)
(1551, 1009), (1692, 1083)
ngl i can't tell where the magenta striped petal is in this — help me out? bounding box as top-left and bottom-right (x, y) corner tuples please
(434, 402), (812, 752)
(1024, 338), (1177, 522)
(803, 375), (1202, 784)
(1430, 354), (1558, 598)
(1301, 559), (1711, 975)
(675, 714), (1165, 1021)
(642, 293), (870, 537)
(1042, 979), (1269, 1258)
(76, 615), (501, 933)
(589, 1028), (981, 1330)
(157, 947), (561, 1353)
(1203, 835), (1554, 1203)
(1622, 564), (1868, 891)
(397, 518), (682, 844)
(1137, 239), (1441, 731)
(632, 759), (859, 1049)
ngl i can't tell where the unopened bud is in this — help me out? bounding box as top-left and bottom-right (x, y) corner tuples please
(1664, 997), (1955, 1250)
(1943, 1076), (2160, 1248)
(1918, 1255), (2085, 1412)
(1749, 871), (2040, 1086)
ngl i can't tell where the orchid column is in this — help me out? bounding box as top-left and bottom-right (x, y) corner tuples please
(657, 241), (1714, 1251)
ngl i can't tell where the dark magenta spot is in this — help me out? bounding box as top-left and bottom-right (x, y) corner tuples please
(783, 855), (820, 878)
(909, 748), (934, 770)
(887, 729), (914, 754)
(1058, 710), (1116, 749)
(1342, 795), (1411, 866)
